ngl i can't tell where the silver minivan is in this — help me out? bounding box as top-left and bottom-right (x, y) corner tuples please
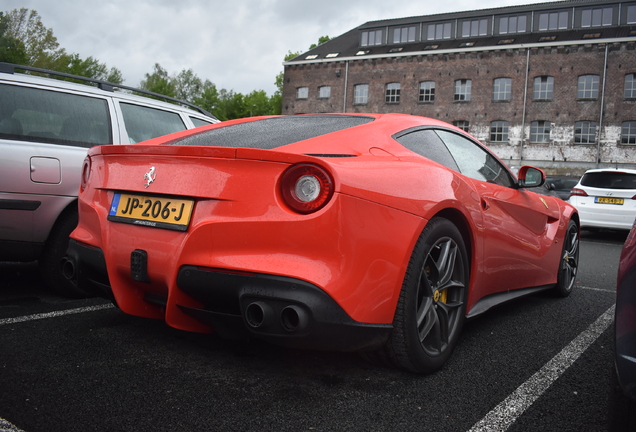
(0, 63), (219, 296)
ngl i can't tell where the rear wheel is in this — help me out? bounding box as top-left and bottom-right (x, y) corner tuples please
(554, 219), (579, 297)
(385, 217), (469, 374)
(39, 206), (87, 298)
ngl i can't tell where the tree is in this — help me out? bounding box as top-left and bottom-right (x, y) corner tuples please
(139, 63), (176, 98)
(2, 8), (123, 84)
(0, 12), (28, 64)
(309, 35), (330, 50)
(193, 80), (220, 115)
(174, 68), (203, 102)
(244, 90), (273, 117)
(3, 8), (62, 68)
(58, 53), (123, 83)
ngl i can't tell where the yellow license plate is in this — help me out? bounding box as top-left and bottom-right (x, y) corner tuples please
(595, 197), (624, 205)
(107, 193), (194, 231)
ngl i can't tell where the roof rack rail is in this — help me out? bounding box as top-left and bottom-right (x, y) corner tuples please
(0, 62), (215, 118)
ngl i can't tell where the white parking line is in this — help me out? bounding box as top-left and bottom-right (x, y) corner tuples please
(468, 304), (615, 432)
(580, 285), (616, 293)
(0, 303), (114, 326)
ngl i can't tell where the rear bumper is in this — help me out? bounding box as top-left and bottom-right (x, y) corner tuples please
(570, 198), (636, 230)
(64, 239), (392, 352)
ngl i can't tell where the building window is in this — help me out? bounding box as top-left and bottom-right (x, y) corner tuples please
(490, 121), (509, 142)
(296, 87), (308, 99)
(538, 11), (569, 31)
(625, 74), (636, 98)
(533, 76), (554, 100)
(361, 29), (383, 46)
(628, 5), (636, 24)
(454, 79), (472, 101)
(582, 7), (613, 27)
(318, 86), (331, 99)
(393, 26), (416, 43)
(493, 78), (512, 101)
(622, 121), (636, 144)
(385, 83), (401, 103)
(453, 120), (470, 132)
(353, 84), (369, 104)
(574, 121), (597, 144)
(577, 75), (599, 99)
(530, 121), (551, 143)
(419, 81), (435, 102)
(499, 15), (527, 34)
(427, 22), (452, 40)
(462, 19), (488, 37)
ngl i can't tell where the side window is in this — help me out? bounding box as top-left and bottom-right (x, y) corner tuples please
(190, 117), (213, 128)
(119, 103), (186, 143)
(395, 129), (459, 171)
(0, 83), (112, 148)
(434, 129), (514, 187)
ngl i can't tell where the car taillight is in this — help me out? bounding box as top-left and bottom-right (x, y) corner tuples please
(80, 156), (91, 191)
(280, 164), (334, 214)
(569, 188), (588, 197)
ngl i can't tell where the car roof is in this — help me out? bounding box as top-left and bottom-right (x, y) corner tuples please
(0, 62), (215, 119)
(582, 168), (636, 175)
(151, 113), (471, 149)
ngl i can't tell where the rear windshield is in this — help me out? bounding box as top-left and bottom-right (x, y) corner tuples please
(580, 172), (636, 189)
(168, 115), (374, 149)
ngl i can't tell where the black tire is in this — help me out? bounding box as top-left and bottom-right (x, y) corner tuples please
(385, 217), (469, 374)
(39, 206), (87, 298)
(553, 219), (579, 297)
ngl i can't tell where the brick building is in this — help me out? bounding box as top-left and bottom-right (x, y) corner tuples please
(282, 0), (636, 174)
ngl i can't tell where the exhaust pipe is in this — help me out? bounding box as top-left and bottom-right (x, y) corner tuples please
(280, 305), (309, 333)
(60, 257), (76, 281)
(245, 301), (275, 329)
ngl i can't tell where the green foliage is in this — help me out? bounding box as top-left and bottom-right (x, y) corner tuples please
(1, 7), (310, 119)
(174, 68), (203, 102)
(284, 50), (301, 62)
(3, 8), (61, 68)
(53, 53), (124, 84)
(193, 80), (220, 115)
(2, 8), (123, 84)
(0, 12), (28, 64)
(309, 35), (330, 50)
(139, 63), (177, 98)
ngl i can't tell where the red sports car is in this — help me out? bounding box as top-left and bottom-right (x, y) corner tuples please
(64, 114), (579, 373)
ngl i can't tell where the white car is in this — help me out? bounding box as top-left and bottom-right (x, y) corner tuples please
(568, 168), (636, 230)
(0, 62), (219, 296)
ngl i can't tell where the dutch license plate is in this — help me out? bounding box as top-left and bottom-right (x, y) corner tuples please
(595, 197), (624, 205)
(108, 193), (194, 231)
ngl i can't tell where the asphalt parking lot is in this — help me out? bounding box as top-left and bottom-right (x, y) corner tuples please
(0, 229), (627, 432)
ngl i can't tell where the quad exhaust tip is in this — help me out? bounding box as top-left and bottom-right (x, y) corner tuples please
(280, 305), (309, 333)
(244, 302), (309, 333)
(60, 257), (76, 280)
(245, 301), (275, 329)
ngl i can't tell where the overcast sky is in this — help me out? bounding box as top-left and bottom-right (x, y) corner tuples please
(4, 0), (557, 96)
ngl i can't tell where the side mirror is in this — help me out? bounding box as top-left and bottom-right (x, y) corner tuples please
(517, 166), (545, 188)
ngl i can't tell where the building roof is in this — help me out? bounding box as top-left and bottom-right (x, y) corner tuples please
(285, 0), (636, 66)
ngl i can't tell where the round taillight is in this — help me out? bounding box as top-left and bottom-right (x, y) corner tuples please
(280, 164), (334, 214)
(80, 156), (91, 191)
